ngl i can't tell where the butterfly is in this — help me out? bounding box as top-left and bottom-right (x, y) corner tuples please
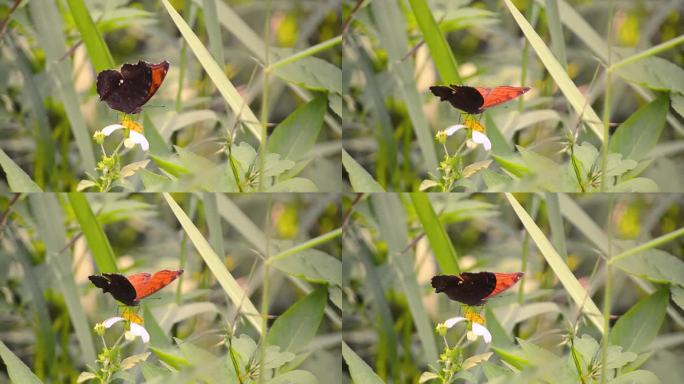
(430, 85), (530, 115)
(96, 60), (169, 114)
(431, 272), (523, 306)
(89, 269), (183, 306)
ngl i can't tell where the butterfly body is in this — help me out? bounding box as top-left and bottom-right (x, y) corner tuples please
(431, 272), (523, 306)
(430, 85), (530, 114)
(96, 60), (169, 114)
(89, 269), (183, 306)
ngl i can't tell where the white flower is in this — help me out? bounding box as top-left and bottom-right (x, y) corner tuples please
(470, 130), (491, 151)
(101, 124), (149, 151)
(444, 124), (467, 136)
(443, 316), (492, 344)
(441, 122), (491, 151)
(102, 316), (150, 344)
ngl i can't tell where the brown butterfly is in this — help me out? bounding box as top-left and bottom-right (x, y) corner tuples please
(96, 60), (169, 114)
(430, 85), (530, 115)
(89, 269), (183, 306)
(431, 272), (523, 306)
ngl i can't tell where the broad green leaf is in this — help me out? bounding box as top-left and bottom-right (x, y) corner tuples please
(266, 370), (317, 384)
(612, 246), (684, 286)
(342, 342), (385, 384)
(0, 340), (42, 384)
(342, 149), (385, 192)
(609, 177), (660, 192)
(148, 346), (191, 370)
(610, 287), (669, 354)
(143, 114), (172, 157)
(609, 94), (669, 161)
(0, 148), (42, 192)
(268, 96), (327, 161)
(612, 49), (684, 93)
(272, 48), (341, 96)
(269, 243), (341, 286)
(608, 370), (661, 384)
(267, 287), (327, 353)
(265, 178), (318, 192)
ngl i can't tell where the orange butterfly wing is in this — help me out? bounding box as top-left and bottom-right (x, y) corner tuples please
(476, 86), (530, 110)
(128, 270), (183, 301)
(486, 272), (524, 298)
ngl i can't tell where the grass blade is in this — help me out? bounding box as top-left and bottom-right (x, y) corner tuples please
(503, 0), (604, 141)
(505, 193), (604, 334)
(409, 193), (460, 274)
(163, 193), (262, 334)
(407, 0), (461, 84)
(371, 193), (438, 362)
(160, 0), (262, 141)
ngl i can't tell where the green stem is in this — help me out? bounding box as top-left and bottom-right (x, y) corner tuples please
(609, 226), (684, 264)
(608, 35), (684, 72)
(267, 227), (342, 263)
(265, 36), (342, 72)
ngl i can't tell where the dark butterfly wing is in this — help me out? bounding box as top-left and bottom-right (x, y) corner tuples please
(430, 85), (484, 114)
(88, 273), (138, 306)
(431, 272), (496, 306)
(96, 60), (168, 114)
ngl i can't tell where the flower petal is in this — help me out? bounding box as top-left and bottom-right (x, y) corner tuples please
(444, 317), (467, 328)
(103, 317), (125, 328)
(102, 124), (124, 136)
(471, 131), (492, 151)
(128, 323), (150, 343)
(127, 131), (149, 151)
(471, 323), (492, 343)
(444, 124), (466, 136)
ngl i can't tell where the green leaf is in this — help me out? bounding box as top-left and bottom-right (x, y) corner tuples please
(612, 49), (684, 93)
(0, 340), (43, 384)
(268, 96), (327, 161)
(612, 245), (684, 286)
(0, 148), (42, 192)
(407, 0), (461, 84)
(342, 341), (385, 384)
(409, 193), (459, 274)
(270, 242), (341, 286)
(609, 177), (660, 192)
(265, 178), (318, 192)
(273, 49), (341, 95)
(266, 371), (317, 384)
(267, 287), (327, 353)
(160, 0), (261, 140)
(505, 193), (604, 333)
(672, 285), (684, 311)
(609, 94), (669, 161)
(68, 193), (118, 273)
(163, 193), (262, 333)
(608, 370), (661, 384)
(66, 0), (115, 71)
(342, 149), (385, 192)
(503, 0), (603, 141)
(610, 287), (669, 354)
